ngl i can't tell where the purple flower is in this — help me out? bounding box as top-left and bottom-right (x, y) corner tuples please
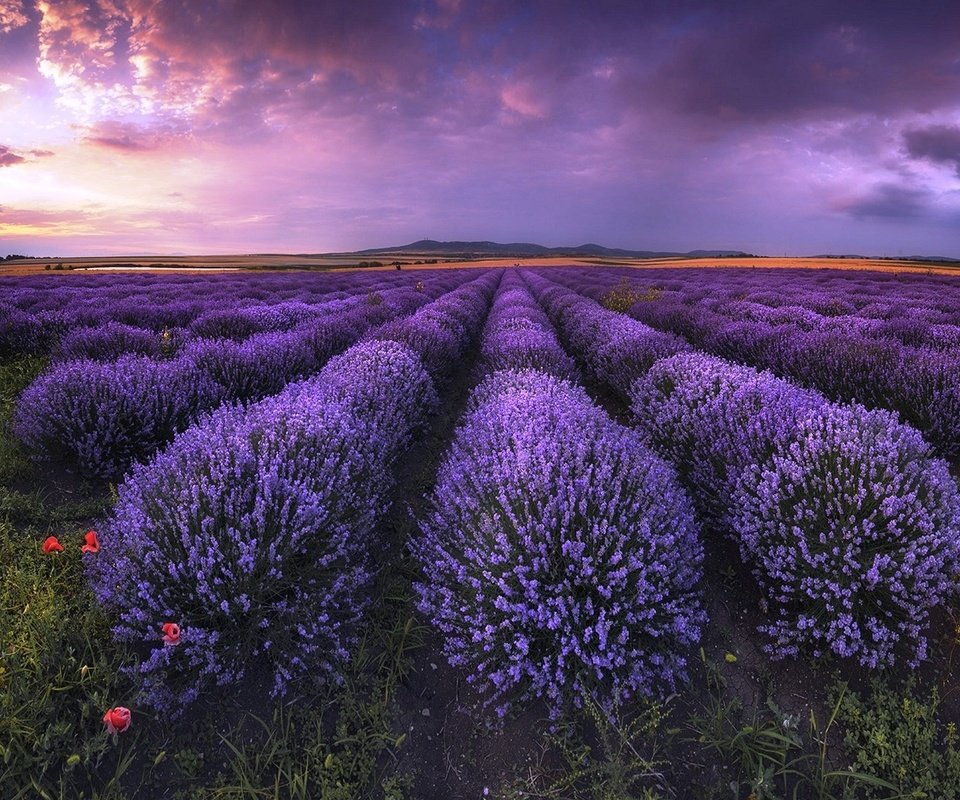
(729, 403), (960, 667)
(14, 355), (222, 479)
(412, 368), (705, 719)
(87, 272), (497, 712)
(523, 269), (960, 669)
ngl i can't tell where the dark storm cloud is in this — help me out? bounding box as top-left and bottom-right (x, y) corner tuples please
(904, 125), (960, 176)
(644, 1), (960, 122)
(841, 183), (931, 220)
(22, 0), (960, 134)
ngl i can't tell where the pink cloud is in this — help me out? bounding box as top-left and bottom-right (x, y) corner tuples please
(0, 144), (25, 166)
(0, 143), (48, 165)
(500, 82), (549, 119)
(37, 1), (123, 80)
(80, 119), (187, 151)
(0, 205), (96, 234)
(0, 0), (28, 33)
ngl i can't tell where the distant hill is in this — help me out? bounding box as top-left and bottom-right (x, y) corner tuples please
(810, 253), (960, 264)
(352, 239), (750, 259)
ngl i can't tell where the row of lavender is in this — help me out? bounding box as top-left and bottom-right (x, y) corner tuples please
(522, 270), (960, 670)
(551, 265), (960, 349)
(0, 268), (461, 360)
(595, 266), (960, 328)
(558, 265), (960, 351)
(88, 270), (501, 710)
(1, 269), (428, 317)
(550, 267), (960, 457)
(413, 272), (706, 718)
(13, 274), (474, 479)
(51, 287), (399, 364)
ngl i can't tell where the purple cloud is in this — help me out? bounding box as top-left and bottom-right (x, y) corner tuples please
(79, 119), (190, 152)
(904, 125), (960, 176)
(0, 144), (25, 166)
(840, 184), (931, 220)
(1, 1), (959, 256)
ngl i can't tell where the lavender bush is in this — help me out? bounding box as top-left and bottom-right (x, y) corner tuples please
(521, 273), (960, 670)
(188, 307), (285, 340)
(13, 283), (439, 478)
(521, 272), (687, 397)
(479, 323), (577, 379)
(89, 391), (381, 710)
(285, 339), (439, 455)
(54, 321), (165, 362)
(367, 271), (500, 380)
(477, 275), (577, 380)
(0, 268), (468, 358)
(729, 403), (960, 667)
(183, 330), (319, 403)
(549, 265), (960, 456)
(0, 304), (63, 358)
(89, 340), (436, 710)
(87, 276), (495, 711)
(590, 314), (691, 397)
(413, 369), (705, 719)
(367, 313), (464, 379)
(14, 355), (220, 479)
(630, 352), (821, 525)
(630, 353), (960, 668)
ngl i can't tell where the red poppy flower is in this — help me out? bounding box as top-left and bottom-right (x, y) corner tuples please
(161, 622), (181, 647)
(42, 536), (64, 554)
(81, 530), (100, 554)
(102, 706), (132, 734)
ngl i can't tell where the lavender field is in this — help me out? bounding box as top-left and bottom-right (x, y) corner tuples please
(3, 265), (960, 799)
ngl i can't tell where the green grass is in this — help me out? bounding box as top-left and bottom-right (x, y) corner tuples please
(684, 650), (908, 800)
(195, 559), (427, 800)
(0, 354), (45, 486)
(835, 679), (960, 799)
(0, 519), (139, 798)
(496, 697), (675, 800)
(0, 355), (137, 798)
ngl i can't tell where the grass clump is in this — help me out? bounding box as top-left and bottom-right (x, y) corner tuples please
(202, 566), (425, 800)
(0, 520), (137, 798)
(496, 697), (675, 800)
(0, 354), (46, 486)
(685, 650), (903, 800)
(835, 678), (960, 799)
(600, 279), (661, 313)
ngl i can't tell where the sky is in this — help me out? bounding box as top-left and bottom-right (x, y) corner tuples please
(1, 0), (959, 257)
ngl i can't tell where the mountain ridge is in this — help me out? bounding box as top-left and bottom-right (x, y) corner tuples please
(351, 239), (751, 259)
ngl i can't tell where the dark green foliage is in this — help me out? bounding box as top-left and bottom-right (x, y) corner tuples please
(0, 355), (46, 485)
(0, 521), (138, 798)
(202, 563), (425, 800)
(837, 679), (960, 799)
